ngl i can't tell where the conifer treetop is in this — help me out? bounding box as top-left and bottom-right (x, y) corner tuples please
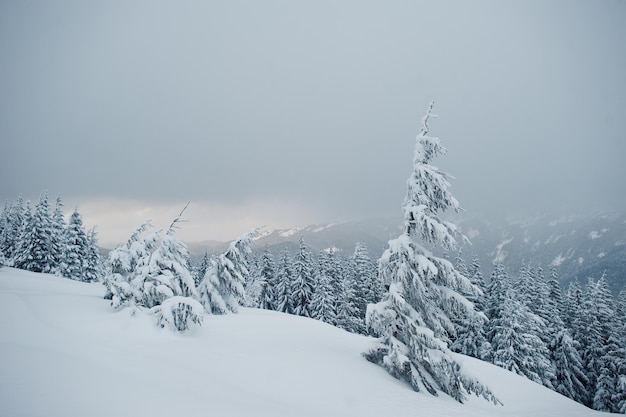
(403, 101), (463, 250)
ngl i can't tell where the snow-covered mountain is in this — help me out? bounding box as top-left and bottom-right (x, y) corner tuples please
(457, 211), (626, 294)
(0, 267), (612, 417)
(187, 218), (401, 260)
(187, 210), (626, 293)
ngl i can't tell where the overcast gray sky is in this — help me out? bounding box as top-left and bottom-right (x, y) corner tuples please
(1, 0), (625, 245)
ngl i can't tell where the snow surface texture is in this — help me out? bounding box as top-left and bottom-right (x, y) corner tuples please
(0, 268), (612, 417)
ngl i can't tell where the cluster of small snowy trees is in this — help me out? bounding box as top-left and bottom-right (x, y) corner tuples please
(448, 251), (626, 413)
(103, 206), (259, 332)
(0, 191), (101, 282)
(239, 237), (382, 334)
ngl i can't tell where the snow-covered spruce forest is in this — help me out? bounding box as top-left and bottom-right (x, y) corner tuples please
(1, 106), (625, 415)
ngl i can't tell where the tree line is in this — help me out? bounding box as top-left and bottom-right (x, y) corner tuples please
(450, 253), (626, 413)
(0, 191), (101, 282)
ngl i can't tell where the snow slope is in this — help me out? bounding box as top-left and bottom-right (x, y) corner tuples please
(0, 267), (611, 417)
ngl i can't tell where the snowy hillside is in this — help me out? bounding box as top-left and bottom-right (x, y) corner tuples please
(0, 267), (611, 417)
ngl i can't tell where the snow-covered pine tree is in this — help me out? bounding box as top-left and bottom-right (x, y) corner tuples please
(14, 200), (32, 265)
(546, 267), (565, 318)
(197, 228), (260, 314)
(563, 280), (584, 331)
(274, 248), (295, 314)
(83, 228), (102, 282)
(454, 249), (469, 280)
(0, 197), (25, 266)
(193, 252), (210, 287)
(616, 287), (626, 341)
(486, 262), (554, 388)
(542, 267), (589, 403)
(14, 191), (56, 273)
(59, 209), (90, 281)
(196, 256), (226, 314)
(450, 251), (491, 361)
(140, 207), (202, 332)
(490, 294), (554, 387)
(49, 196), (66, 275)
(291, 236), (315, 317)
(550, 328), (590, 404)
(584, 275), (626, 413)
(485, 262), (510, 332)
(336, 258), (364, 334)
(153, 295), (204, 332)
(467, 255), (487, 312)
(351, 241), (379, 317)
(450, 306), (491, 361)
(243, 253), (262, 307)
(258, 246), (277, 310)
(140, 229), (198, 306)
(0, 202), (10, 264)
(365, 102), (498, 404)
(310, 250), (337, 325)
(593, 331), (626, 413)
(104, 221), (158, 306)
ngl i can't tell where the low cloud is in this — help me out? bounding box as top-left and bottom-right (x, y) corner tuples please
(73, 197), (327, 248)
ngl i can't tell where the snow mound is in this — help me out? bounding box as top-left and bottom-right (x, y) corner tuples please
(0, 267), (611, 417)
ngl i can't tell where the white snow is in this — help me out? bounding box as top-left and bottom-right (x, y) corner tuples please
(0, 267), (612, 417)
(551, 254), (566, 267)
(589, 230), (602, 240)
(466, 228), (480, 240)
(310, 223), (336, 233)
(322, 246), (342, 254)
(253, 228), (275, 240)
(544, 234), (562, 245)
(578, 257), (584, 265)
(278, 227), (304, 237)
(493, 237), (513, 264)
(598, 252), (606, 258)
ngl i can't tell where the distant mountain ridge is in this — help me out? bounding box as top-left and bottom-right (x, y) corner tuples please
(185, 210), (626, 294)
(458, 211), (626, 294)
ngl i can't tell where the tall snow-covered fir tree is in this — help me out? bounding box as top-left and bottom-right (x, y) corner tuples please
(274, 248), (295, 314)
(486, 262), (554, 389)
(83, 228), (102, 282)
(291, 236), (315, 317)
(450, 251), (491, 361)
(257, 246), (277, 311)
(467, 255), (487, 312)
(581, 275), (626, 413)
(351, 241), (379, 318)
(364, 102), (498, 404)
(14, 191), (56, 273)
(193, 252), (210, 287)
(49, 195), (67, 274)
(310, 250), (337, 325)
(0, 197), (25, 266)
(336, 257), (364, 334)
(541, 267), (589, 403)
(59, 209), (90, 281)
